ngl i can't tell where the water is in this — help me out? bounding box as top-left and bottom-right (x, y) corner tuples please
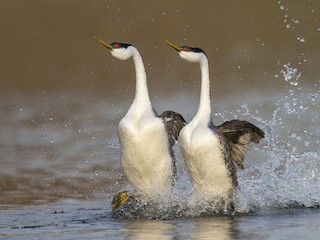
(1, 88), (319, 238)
(1, 202), (320, 239)
(1, 0), (320, 239)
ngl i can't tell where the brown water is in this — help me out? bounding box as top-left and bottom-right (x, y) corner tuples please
(1, 0), (320, 239)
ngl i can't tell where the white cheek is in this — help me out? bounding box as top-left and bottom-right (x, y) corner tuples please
(111, 49), (131, 60)
(179, 52), (200, 62)
(179, 52), (187, 60)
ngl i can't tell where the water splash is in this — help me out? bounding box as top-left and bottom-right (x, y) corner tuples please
(235, 103), (319, 212)
(281, 63), (301, 86)
(277, 1), (301, 31)
(110, 86), (319, 219)
(111, 189), (235, 220)
(297, 37), (305, 43)
(238, 151), (320, 210)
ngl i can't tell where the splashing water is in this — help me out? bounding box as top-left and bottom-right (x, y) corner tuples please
(233, 61), (319, 211)
(235, 104), (320, 212)
(111, 74), (319, 219)
(281, 63), (301, 86)
(111, 94), (319, 219)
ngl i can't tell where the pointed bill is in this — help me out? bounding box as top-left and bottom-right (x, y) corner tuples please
(98, 38), (113, 50)
(165, 39), (182, 52)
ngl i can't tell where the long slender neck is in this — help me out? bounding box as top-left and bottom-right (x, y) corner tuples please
(194, 57), (211, 124)
(130, 49), (152, 111)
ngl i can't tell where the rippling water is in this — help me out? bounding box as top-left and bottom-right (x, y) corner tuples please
(1, 0), (320, 239)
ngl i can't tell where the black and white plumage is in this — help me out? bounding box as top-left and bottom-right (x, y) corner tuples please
(160, 110), (187, 149)
(98, 39), (186, 200)
(166, 40), (264, 202)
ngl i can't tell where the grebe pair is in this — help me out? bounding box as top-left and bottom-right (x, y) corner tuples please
(98, 39), (264, 211)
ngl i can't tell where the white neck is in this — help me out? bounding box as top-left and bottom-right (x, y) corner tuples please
(194, 57), (211, 124)
(130, 48), (152, 112)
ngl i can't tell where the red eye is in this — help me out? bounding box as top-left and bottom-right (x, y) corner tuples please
(183, 47), (188, 51)
(115, 43), (120, 48)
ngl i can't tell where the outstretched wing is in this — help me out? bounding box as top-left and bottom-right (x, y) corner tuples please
(159, 110), (187, 148)
(217, 119), (265, 169)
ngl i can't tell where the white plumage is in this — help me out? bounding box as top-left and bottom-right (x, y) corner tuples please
(119, 112), (173, 198)
(98, 40), (186, 201)
(166, 40), (264, 203)
(179, 124), (232, 201)
(177, 50), (233, 201)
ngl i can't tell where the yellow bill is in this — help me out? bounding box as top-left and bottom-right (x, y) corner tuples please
(165, 39), (182, 52)
(98, 38), (113, 50)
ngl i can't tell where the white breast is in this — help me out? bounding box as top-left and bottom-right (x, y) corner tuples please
(118, 112), (173, 199)
(179, 124), (233, 200)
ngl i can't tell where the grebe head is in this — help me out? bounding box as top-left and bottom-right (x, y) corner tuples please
(98, 39), (135, 60)
(165, 39), (207, 63)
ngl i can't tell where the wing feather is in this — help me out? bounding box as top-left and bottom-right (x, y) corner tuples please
(159, 110), (187, 148)
(217, 120), (265, 169)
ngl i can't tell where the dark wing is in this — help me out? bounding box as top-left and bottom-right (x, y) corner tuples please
(159, 110), (187, 148)
(217, 119), (265, 169)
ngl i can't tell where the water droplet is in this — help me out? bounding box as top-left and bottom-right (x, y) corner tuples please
(281, 64), (301, 86)
(292, 97), (297, 106)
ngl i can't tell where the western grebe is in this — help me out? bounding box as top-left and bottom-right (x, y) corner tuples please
(166, 40), (264, 206)
(98, 39), (186, 209)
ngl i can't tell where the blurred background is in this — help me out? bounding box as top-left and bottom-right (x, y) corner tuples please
(0, 0), (319, 206)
